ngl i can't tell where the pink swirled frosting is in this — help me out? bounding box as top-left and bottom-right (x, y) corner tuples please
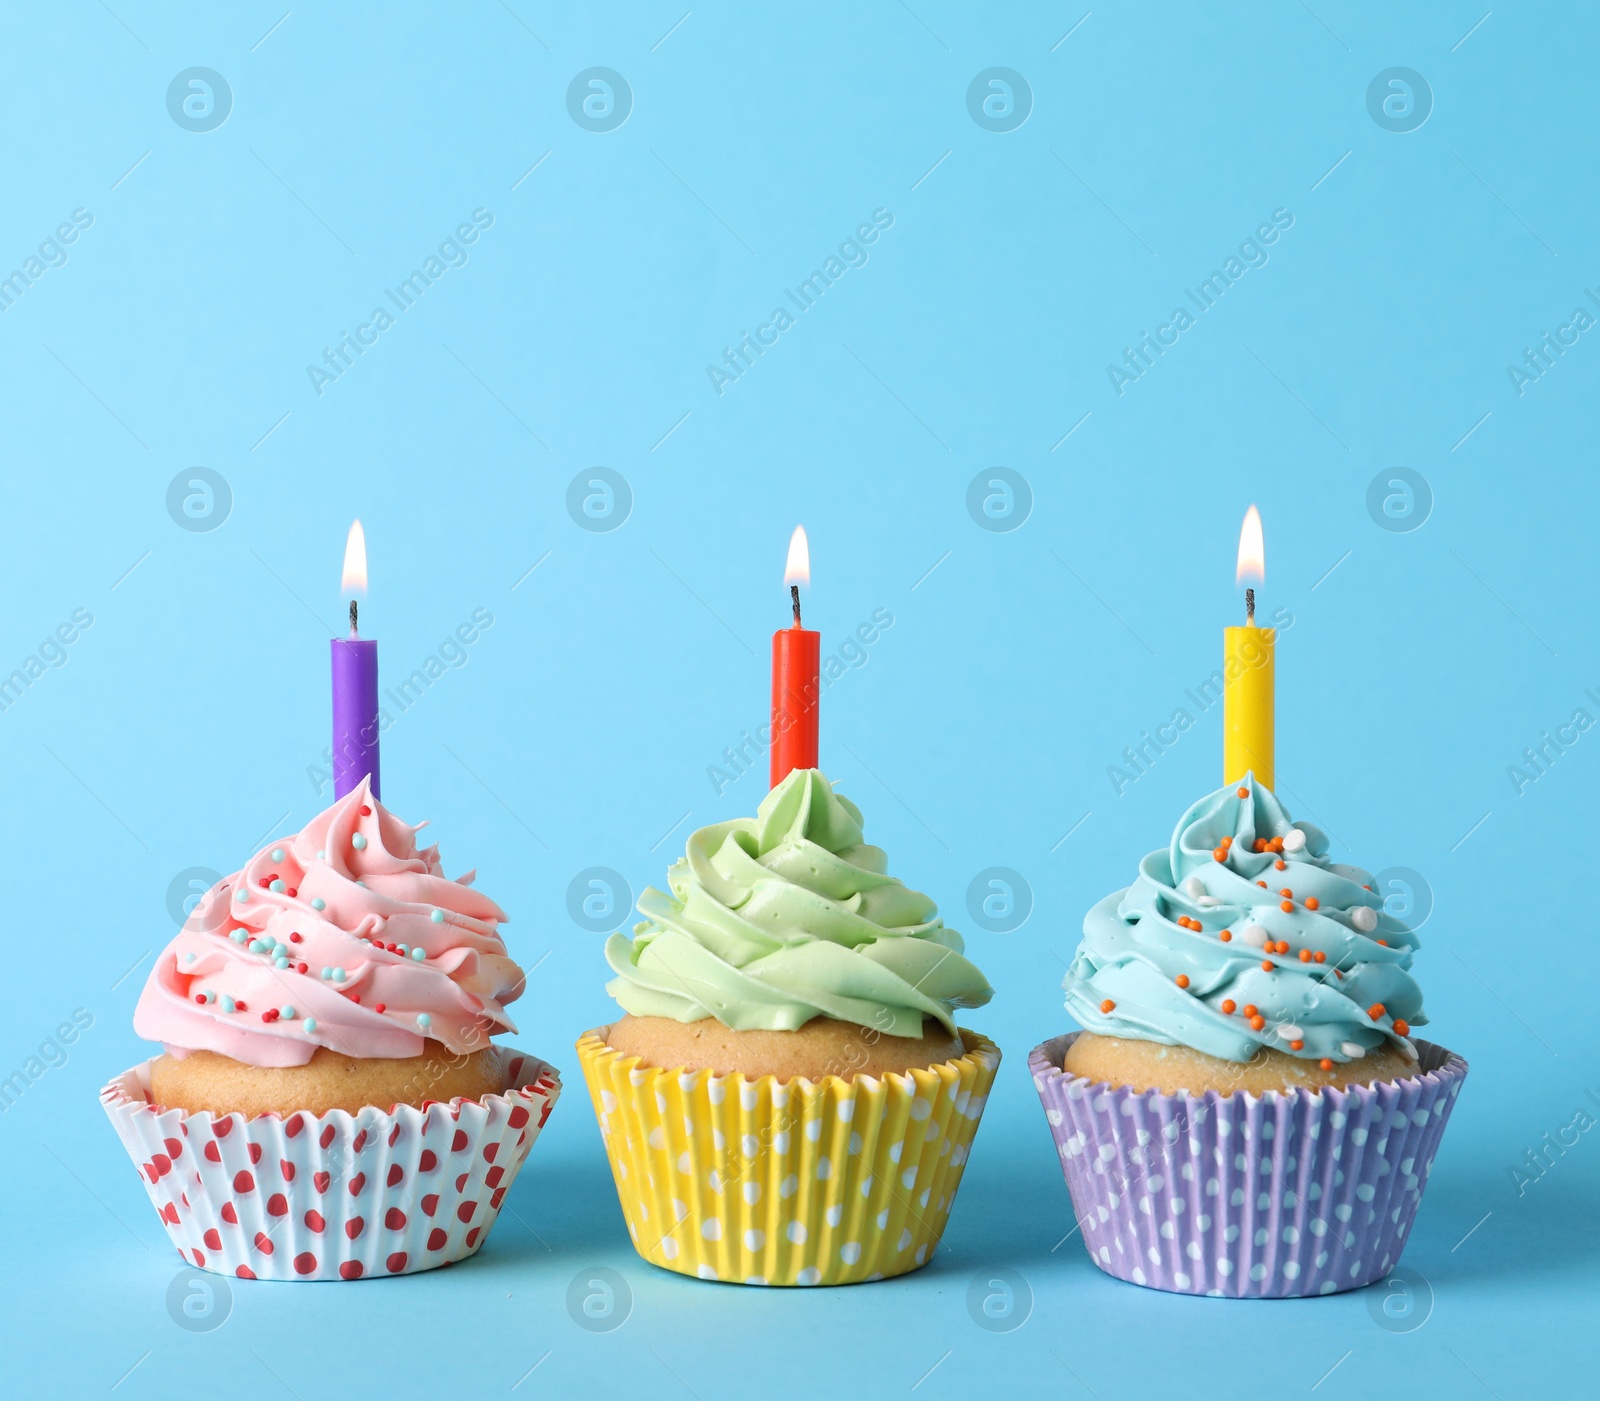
(135, 778), (524, 1068)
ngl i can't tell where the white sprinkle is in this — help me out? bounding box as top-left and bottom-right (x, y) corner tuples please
(1240, 925), (1269, 949)
(1278, 1024), (1304, 1042)
(1282, 829), (1306, 852)
(1340, 1041), (1367, 1058)
(1181, 876), (1205, 899)
(1352, 906), (1379, 932)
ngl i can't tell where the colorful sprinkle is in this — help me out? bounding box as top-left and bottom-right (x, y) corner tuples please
(229, 929), (248, 944)
(1248, 1014), (1266, 1031)
(430, 909), (445, 924)
(373, 1003), (386, 1014)
(416, 1013), (432, 1029)
(289, 932), (302, 944)
(1304, 896), (1320, 911)
(1280, 900), (1294, 913)
(1220, 999), (1236, 1014)
(1368, 1003), (1386, 1020)
(332, 968), (346, 983)
(1274, 859), (1287, 871)
(280, 1006), (295, 1019)
(275, 957), (289, 970)
(1319, 1058), (1334, 1071)
(303, 1018), (317, 1033)
(183, 951), (197, 964)
(1175, 974), (1190, 989)
(1289, 1039), (1304, 1051)
(1242, 1004), (1258, 1017)
(1100, 999), (1116, 1014)
(1236, 786), (1249, 799)
(360, 804), (372, 816)
(1260, 959), (1274, 971)
(234, 889), (250, 904)
(311, 898), (326, 911)
(220, 996), (236, 1013)
(1298, 949), (1312, 963)
(410, 948), (425, 962)
(351, 834), (368, 851)
(270, 849), (284, 863)
(1212, 847), (1227, 863)
(1219, 930), (1232, 942)
(1313, 951), (1326, 963)
(262, 1009), (280, 1023)
(1393, 1019), (1410, 1036)
(269, 880), (286, 894)
(317, 849), (327, 860)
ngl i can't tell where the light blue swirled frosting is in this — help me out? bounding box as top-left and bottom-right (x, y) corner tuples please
(605, 768), (992, 1036)
(1062, 775), (1425, 1064)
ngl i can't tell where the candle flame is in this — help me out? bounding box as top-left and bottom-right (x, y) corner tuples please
(1235, 505), (1264, 587)
(342, 519), (368, 595)
(783, 525), (810, 588)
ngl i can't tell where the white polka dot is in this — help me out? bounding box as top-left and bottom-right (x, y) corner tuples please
(1161, 1222), (1177, 1240)
(696, 1264), (719, 1280)
(780, 1175), (798, 1198)
(816, 1157), (832, 1181)
(1224, 1225), (1240, 1243)
(672, 1198), (688, 1221)
(1132, 1267), (1147, 1284)
(707, 1076), (725, 1104)
(647, 1127), (666, 1149)
(701, 1218), (722, 1241)
(773, 1131), (790, 1153)
(655, 1091), (668, 1112)
(849, 1133), (863, 1156)
(876, 1209), (889, 1229)
(1249, 1263), (1267, 1282)
(1254, 1228), (1269, 1246)
(825, 1204), (842, 1227)
(676, 1152), (692, 1173)
(897, 1229), (913, 1251)
(837, 1101), (855, 1122)
(600, 1090), (618, 1112)
(1282, 1226), (1299, 1244)
(909, 1098), (931, 1121)
(888, 1142), (904, 1163)
(1217, 1259), (1232, 1276)
(744, 1228), (765, 1250)
(745, 1275), (766, 1285)
(797, 1266), (822, 1285)
(1174, 1272), (1191, 1289)
(805, 1118), (823, 1142)
(786, 1221), (808, 1244)
(743, 1181), (761, 1205)
(740, 1085), (759, 1110)
(840, 1242), (861, 1265)
(661, 1238), (679, 1259)
(741, 1135), (759, 1158)
(1356, 1184), (1376, 1202)
(902, 1167), (918, 1189)
(860, 1176), (875, 1196)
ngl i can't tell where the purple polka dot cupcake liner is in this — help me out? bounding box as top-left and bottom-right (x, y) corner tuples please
(1029, 1034), (1467, 1299)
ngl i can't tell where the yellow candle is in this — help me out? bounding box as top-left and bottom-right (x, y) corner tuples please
(1225, 505), (1274, 789)
(1224, 624), (1274, 789)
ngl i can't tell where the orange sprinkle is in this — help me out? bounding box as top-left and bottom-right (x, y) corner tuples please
(1377, 939), (1389, 947)
(1101, 999), (1116, 1014)
(1261, 959), (1274, 971)
(1175, 975), (1190, 989)
(1256, 880), (1268, 888)
(1242, 1004), (1258, 1016)
(1221, 999), (1237, 1014)
(1279, 888), (1293, 898)
(1290, 1040), (1304, 1051)
(1319, 1058), (1334, 1072)
(1280, 900), (1294, 913)
(1335, 970), (1344, 979)
(1368, 1003), (1386, 1020)
(1393, 1019), (1410, 1036)
(1219, 930), (1233, 942)
(1236, 786), (1249, 798)
(1305, 896), (1320, 911)
(1275, 859), (1287, 871)
(1253, 838), (1268, 853)
(1313, 951), (1326, 964)
(1277, 941), (1292, 954)
(1298, 949), (1312, 963)
(1248, 1014), (1266, 1031)
(1221, 835), (1233, 847)
(1213, 848), (1227, 863)
(1269, 836), (1284, 853)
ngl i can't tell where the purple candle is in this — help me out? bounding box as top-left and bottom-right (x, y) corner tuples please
(332, 521), (380, 799)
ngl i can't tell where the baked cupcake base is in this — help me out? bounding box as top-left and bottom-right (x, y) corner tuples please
(1063, 1032), (1420, 1097)
(579, 1026), (999, 1286)
(102, 1049), (560, 1281)
(1031, 1032), (1466, 1298)
(149, 1041), (508, 1118)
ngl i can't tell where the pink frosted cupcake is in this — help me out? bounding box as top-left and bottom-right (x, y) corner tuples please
(103, 778), (560, 1280)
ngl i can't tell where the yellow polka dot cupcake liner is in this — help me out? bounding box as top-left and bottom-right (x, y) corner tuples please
(577, 1029), (999, 1286)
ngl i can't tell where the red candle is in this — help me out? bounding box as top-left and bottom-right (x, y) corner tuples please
(770, 526), (820, 787)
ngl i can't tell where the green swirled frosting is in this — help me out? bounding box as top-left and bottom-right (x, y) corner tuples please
(604, 768), (992, 1036)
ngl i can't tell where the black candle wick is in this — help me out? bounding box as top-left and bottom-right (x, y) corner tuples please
(349, 598), (359, 636)
(790, 584), (802, 627)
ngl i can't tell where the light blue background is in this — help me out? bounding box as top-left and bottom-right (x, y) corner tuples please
(2, 4), (1592, 1397)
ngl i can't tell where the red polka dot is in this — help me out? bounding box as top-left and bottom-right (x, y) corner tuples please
(313, 1172), (331, 1193)
(352, 1130), (368, 1154)
(213, 1119), (233, 1138)
(285, 1115), (305, 1139)
(386, 1164), (405, 1188)
(164, 1137), (184, 1158)
(142, 1163), (158, 1184)
(418, 1150), (438, 1172)
(454, 1173), (469, 1193)
(153, 1153), (173, 1177)
(507, 1106), (529, 1130)
(161, 1203), (180, 1225)
(339, 1261), (363, 1280)
(319, 1125), (336, 1150)
(426, 1228), (447, 1252)
(485, 1167), (505, 1189)
(233, 1171), (255, 1193)
(293, 1252), (318, 1276)
(204, 1142), (221, 1163)
(345, 1217), (365, 1240)
(387, 1124), (402, 1148)
(220, 1203), (238, 1225)
(421, 1194), (440, 1218)
(538, 1103), (553, 1126)
(348, 1172), (366, 1197)
(235, 1266), (256, 1280)
(386, 1252), (408, 1274)
(465, 1227), (480, 1248)
(247, 1143), (263, 1165)
(203, 1228), (222, 1250)
(280, 1160), (295, 1182)
(267, 1194), (288, 1217)
(385, 1208), (407, 1230)
(253, 1232), (274, 1255)
(451, 1130), (469, 1153)
(305, 1210), (326, 1233)
(191, 1248), (206, 1267)
(490, 1187), (506, 1210)
(456, 1201), (478, 1224)
(482, 1142), (499, 1164)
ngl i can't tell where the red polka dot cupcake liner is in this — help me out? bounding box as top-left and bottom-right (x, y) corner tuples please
(100, 1049), (561, 1281)
(1030, 1034), (1466, 1299)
